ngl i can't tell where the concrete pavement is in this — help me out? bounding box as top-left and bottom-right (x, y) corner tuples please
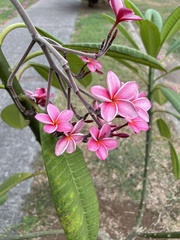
(0, 0), (81, 233)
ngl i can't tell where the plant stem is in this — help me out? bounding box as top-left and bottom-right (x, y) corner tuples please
(126, 68), (154, 240)
(7, 40), (35, 113)
(0, 49), (40, 143)
(10, 0), (38, 38)
(0, 230), (64, 240)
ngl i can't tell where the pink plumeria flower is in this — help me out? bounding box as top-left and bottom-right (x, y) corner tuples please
(87, 124), (118, 160)
(35, 103), (73, 134)
(132, 94), (151, 122)
(91, 70), (138, 122)
(55, 119), (85, 156)
(81, 56), (102, 73)
(25, 87), (54, 107)
(126, 116), (149, 134)
(109, 0), (142, 27)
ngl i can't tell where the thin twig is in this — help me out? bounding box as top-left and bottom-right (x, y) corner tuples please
(10, 0), (38, 38)
(45, 68), (53, 111)
(36, 35), (68, 67)
(41, 44), (71, 87)
(7, 40), (35, 114)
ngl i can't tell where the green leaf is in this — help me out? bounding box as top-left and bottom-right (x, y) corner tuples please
(64, 43), (165, 71)
(161, 6), (180, 47)
(0, 194), (8, 205)
(169, 142), (180, 179)
(66, 53), (92, 87)
(166, 38), (180, 56)
(0, 24), (63, 47)
(153, 85), (167, 105)
(0, 172), (34, 197)
(140, 20), (161, 57)
(115, 59), (139, 73)
(124, 0), (144, 26)
(28, 62), (61, 89)
(35, 27), (63, 45)
(167, 66), (180, 74)
(23, 50), (44, 63)
(40, 128), (99, 240)
(1, 104), (28, 129)
(0, 23), (26, 46)
(145, 9), (163, 32)
(156, 118), (171, 139)
(159, 86), (180, 114)
(102, 14), (139, 49)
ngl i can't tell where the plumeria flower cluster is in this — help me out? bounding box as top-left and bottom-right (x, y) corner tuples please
(25, 0), (148, 161)
(31, 70), (151, 161)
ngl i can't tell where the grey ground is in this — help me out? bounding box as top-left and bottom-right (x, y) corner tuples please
(0, 0), (81, 233)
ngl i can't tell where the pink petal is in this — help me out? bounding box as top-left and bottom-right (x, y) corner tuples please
(58, 109), (73, 122)
(99, 124), (111, 138)
(136, 107), (149, 122)
(35, 113), (52, 124)
(102, 138), (118, 150)
(87, 138), (99, 151)
(35, 88), (46, 96)
(88, 63), (96, 72)
(81, 56), (89, 63)
(94, 61), (102, 70)
(117, 8), (142, 22)
(128, 123), (141, 133)
(101, 102), (118, 122)
(89, 126), (99, 140)
(136, 120), (149, 131)
(24, 89), (34, 96)
(138, 91), (146, 98)
(133, 98), (151, 111)
(109, 0), (123, 16)
(66, 138), (76, 154)
(47, 104), (60, 121)
(128, 118), (149, 133)
(38, 94), (47, 99)
(55, 137), (69, 156)
(44, 124), (57, 134)
(90, 86), (111, 102)
(96, 143), (108, 160)
(56, 122), (73, 133)
(117, 7), (134, 19)
(107, 71), (121, 99)
(71, 119), (84, 134)
(72, 134), (84, 143)
(117, 100), (138, 119)
(116, 81), (138, 100)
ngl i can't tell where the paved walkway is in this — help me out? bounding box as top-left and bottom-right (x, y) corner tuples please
(0, 0), (80, 233)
